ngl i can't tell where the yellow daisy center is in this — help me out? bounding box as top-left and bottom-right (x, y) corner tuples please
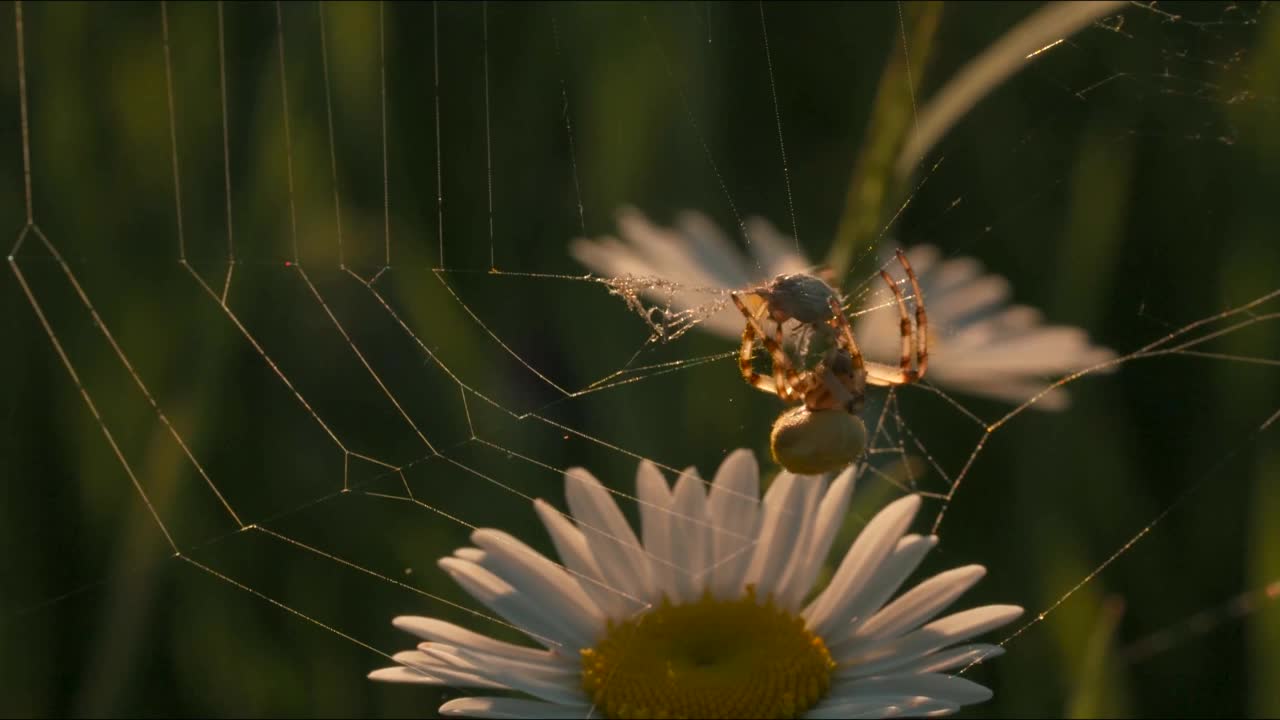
(580, 589), (835, 719)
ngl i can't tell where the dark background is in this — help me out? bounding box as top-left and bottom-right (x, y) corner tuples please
(2, 2), (1278, 717)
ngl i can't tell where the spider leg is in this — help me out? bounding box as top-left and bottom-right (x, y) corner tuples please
(772, 319), (804, 390)
(731, 294), (781, 396)
(732, 292), (805, 402)
(827, 297), (868, 411)
(827, 297), (866, 374)
(878, 267), (920, 383)
(735, 321), (780, 395)
(895, 249), (928, 380)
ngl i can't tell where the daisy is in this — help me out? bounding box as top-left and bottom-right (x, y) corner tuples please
(570, 208), (1115, 410)
(371, 449), (1021, 718)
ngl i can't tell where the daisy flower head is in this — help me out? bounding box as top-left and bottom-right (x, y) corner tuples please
(570, 208), (1115, 410)
(371, 449), (1022, 718)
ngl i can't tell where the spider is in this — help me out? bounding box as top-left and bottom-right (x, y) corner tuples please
(730, 250), (928, 474)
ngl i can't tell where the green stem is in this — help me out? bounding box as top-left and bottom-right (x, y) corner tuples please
(826, 1), (943, 285)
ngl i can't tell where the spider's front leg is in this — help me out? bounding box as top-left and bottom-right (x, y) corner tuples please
(733, 318), (778, 395)
(732, 292), (802, 402)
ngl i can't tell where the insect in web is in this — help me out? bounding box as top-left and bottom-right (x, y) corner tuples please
(730, 250), (928, 474)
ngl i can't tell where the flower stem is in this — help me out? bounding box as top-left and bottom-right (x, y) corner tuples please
(826, 1), (943, 284)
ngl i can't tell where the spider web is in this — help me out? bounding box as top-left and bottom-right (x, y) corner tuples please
(2, 2), (1279, 717)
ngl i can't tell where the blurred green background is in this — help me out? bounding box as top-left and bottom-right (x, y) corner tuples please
(2, 1), (1278, 717)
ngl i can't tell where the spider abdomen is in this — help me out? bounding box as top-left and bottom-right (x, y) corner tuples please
(770, 406), (866, 475)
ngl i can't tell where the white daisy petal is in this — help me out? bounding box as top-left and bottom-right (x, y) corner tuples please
(743, 472), (808, 599)
(563, 467), (655, 600)
(943, 305), (1043, 350)
(413, 644), (511, 679)
(419, 643), (579, 689)
(705, 449), (761, 599)
(834, 672), (993, 706)
(804, 495), (922, 638)
(863, 643), (1005, 677)
(391, 616), (563, 665)
(428, 645), (587, 707)
(618, 209), (736, 289)
(576, 209), (749, 339)
(807, 696), (959, 719)
(439, 696), (594, 719)
(948, 306), (1046, 353)
(832, 534), (938, 647)
(776, 465), (858, 610)
(929, 273), (1012, 324)
(918, 249), (977, 297)
(852, 700), (959, 718)
(636, 459), (677, 601)
(852, 565), (988, 642)
(669, 467), (712, 603)
(768, 474), (828, 610)
(533, 499), (635, 619)
(571, 210), (805, 342)
(836, 605), (1024, 678)
(367, 665), (443, 685)
(470, 529), (604, 648)
(676, 210), (759, 288)
(376, 650), (507, 689)
(568, 235), (647, 282)
(942, 327), (1110, 374)
(743, 216), (813, 277)
(454, 547), (486, 563)
(437, 557), (572, 651)
(906, 245), (974, 299)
